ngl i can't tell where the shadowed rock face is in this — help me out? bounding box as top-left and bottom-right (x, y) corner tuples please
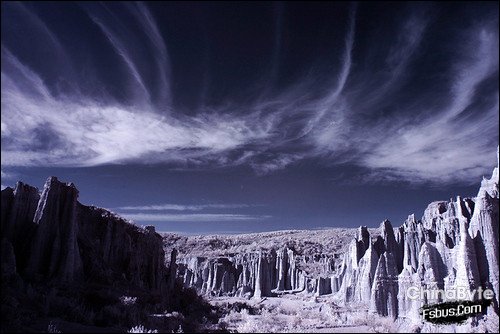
(354, 244), (379, 303)
(1, 176), (167, 292)
(26, 177), (82, 282)
(1, 177), (225, 333)
(77, 204), (166, 291)
(469, 182), (500, 310)
(381, 220), (403, 273)
(370, 252), (398, 319)
(1, 182), (40, 271)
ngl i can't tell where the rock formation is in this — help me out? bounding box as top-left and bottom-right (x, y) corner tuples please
(25, 177), (83, 282)
(7, 159), (493, 329)
(331, 161), (499, 320)
(1, 177), (223, 333)
(172, 159), (499, 323)
(1, 182), (40, 271)
(370, 252), (399, 319)
(353, 243), (379, 303)
(469, 166), (499, 310)
(1, 176), (167, 291)
(176, 247), (316, 298)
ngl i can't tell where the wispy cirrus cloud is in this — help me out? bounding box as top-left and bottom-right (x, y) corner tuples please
(356, 24), (499, 183)
(1, 46), (272, 167)
(1, 2), (498, 184)
(122, 213), (271, 222)
(117, 202), (267, 223)
(117, 203), (255, 211)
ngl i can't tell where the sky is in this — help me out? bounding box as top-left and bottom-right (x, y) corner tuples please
(1, 1), (498, 234)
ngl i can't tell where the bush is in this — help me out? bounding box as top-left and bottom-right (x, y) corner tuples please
(128, 324), (158, 333)
(47, 322), (62, 333)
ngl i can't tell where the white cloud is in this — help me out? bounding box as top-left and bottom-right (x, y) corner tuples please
(122, 213), (271, 222)
(1, 48), (272, 167)
(357, 25), (499, 183)
(117, 203), (254, 211)
(250, 154), (303, 175)
(126, 1), (172, 106)
(89, 14), (151, 102)
(1, 4), (498, 185)
(305, 22), (499, 184)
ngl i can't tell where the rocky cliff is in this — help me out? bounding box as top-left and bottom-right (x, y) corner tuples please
(329, 163), (497, 320)
(171, 162), (499, 323)
(331, 163), (499, 320)
(0, 177), (180, 332)
(165, 229), (356, 299)
(1, 176), (167, 291)
(175, 248), (311, 298)
(3, 160), (497, 330)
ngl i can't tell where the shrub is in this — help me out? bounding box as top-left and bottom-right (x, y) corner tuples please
(121, 296), (138, 306)
(47, 322), (62, 333)
(128, 324), (158, 333)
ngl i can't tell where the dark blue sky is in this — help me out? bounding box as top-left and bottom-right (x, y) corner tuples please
(1, 2), (498, 234)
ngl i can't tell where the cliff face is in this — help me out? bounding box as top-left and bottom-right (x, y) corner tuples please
(331, 164), (500, 320)
(469, 172), (499, 310)
(1, 182), (40, 271)
(77, 205), (166, 291)
(167, 229), (352, 299)
(0, 177), (223, 333)
(4, 160), (497, 328)
(173, 163), (499, 321)
(25, 177), (83, 282)
(1, 176), (166, 292)
(176, 248), (312, 298)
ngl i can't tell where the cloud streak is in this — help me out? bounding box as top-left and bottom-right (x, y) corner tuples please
(1, 46), (271, 167)
(358, 23), (499, 183)
(122, 213), (271, 222)
(1, 3), (498, 184)
(117, 203), (255, 211)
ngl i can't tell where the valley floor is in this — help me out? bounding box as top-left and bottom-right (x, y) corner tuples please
(212, 294), (383, 333)
(210, 294), (499, 333)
